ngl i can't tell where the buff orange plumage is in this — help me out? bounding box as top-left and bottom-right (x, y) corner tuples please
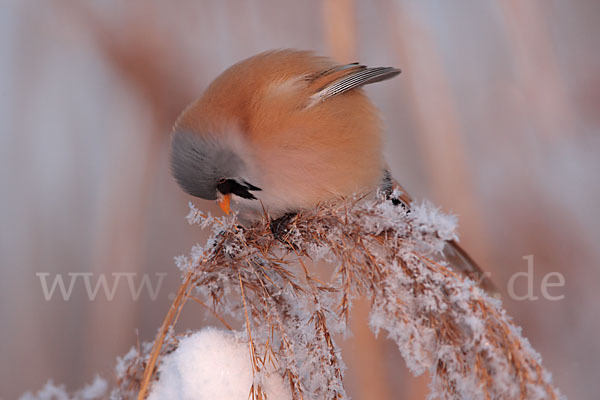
(171, 49), (399, 219)
(170, 49), (495, 292)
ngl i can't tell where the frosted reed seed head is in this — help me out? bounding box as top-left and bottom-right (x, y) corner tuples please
(124, 193), (563, 400)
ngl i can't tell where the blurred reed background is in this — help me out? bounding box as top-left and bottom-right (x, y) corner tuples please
(1, 0), (599, 399)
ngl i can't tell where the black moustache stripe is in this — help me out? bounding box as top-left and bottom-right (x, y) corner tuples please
(217, 179), (261, 200)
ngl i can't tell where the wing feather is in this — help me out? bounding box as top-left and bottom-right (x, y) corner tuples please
(306, 63), (400, 108)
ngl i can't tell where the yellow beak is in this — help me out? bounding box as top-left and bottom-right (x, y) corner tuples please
(218, 194), (231, 215)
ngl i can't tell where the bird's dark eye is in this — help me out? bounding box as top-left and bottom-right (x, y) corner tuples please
(217, 179), (262, 200)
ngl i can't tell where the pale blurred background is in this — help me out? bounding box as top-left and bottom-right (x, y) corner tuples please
(1, 1), (599, 399)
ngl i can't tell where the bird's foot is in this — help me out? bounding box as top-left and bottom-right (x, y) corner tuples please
(270, 213), (297, 246)
(386, 194), (410, 212)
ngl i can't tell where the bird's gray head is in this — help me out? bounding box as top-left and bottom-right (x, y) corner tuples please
(170, 131), (261, 201)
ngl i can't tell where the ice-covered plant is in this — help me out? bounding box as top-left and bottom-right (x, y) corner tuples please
(115, 190), (563, 400)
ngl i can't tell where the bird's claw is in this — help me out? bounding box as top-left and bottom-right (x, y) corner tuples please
(270, 213), (297, 247)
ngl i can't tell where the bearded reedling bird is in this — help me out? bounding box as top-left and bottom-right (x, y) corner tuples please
(170, 49), (494, 291)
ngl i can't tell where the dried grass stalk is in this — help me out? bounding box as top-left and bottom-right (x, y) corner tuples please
(125, 190), (562, 400)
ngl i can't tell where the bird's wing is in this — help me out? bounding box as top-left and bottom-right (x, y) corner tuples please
(382, 170), (497, 294)
(305, 63), (400, 108)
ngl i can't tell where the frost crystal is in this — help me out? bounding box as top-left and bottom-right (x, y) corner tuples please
(133, 195), (562, 399)
(20, 376), (107, 400)
(35, 192), (563, 400)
